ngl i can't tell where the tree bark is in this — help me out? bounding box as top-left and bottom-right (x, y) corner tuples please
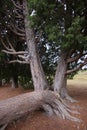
(60, 76), (67, 98)
(53, 53), (67, 94)
(23, 0), (49, 91)
(11, 76), (18, 88)
(60, 77), (76, 102)
(0, 91), (80, 127)
(53, 52), (77, 102)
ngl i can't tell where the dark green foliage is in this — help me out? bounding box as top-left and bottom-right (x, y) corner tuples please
(62, 16), (86, 50)
(28, 0), (87, 79)
(29, 0), (87, 51)
(19, 76), (33, 90)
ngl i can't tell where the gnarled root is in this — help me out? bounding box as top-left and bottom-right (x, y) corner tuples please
(65, 95), (77, 103)
(0, 90), (81, 126)
(42, 91), (81, 122)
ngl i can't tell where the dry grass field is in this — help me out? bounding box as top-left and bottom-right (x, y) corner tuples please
(68, 71), (87, 86)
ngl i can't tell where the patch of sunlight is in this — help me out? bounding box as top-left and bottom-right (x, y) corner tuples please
(67, 71), (87, 87)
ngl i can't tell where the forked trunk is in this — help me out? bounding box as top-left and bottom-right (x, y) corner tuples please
(23, 0), (49, 91)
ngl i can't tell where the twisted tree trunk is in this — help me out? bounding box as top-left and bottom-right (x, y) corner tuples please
(53, 52), (76, 102)
(23, 0), (49, 91)
(53, 53), (67, 94)
(0, 91), (80, 127)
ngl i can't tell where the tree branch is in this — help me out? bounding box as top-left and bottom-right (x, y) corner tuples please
(5, 36), (16, 51)
(2, 50), (28, 55)
(67, 51), (87, 63)
(10, 0), (22, 10)
(67, 48), (76, 58)
(16, 27), (25, 33)
(14, 9), (23, 19)
(15, 14), (23, 19)
(67, 51), (83, 63)
(0, 38), (14, 52)
(8, 60), (29, 64)
(9, 25), (25, 37)
(18, 55), (30, 60)
(66, 60), (87, 75)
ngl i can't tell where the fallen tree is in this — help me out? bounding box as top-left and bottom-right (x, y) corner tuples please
(0, 90), (80, 128)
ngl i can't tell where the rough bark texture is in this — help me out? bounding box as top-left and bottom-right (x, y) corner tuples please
(53, 53), (67, 93)
(53, 53), (76, 102)
(60, 77), (77, 102)
(0, 91), (80, 127)
(60, 77), (68, 98)
(23, 0), (49, 91)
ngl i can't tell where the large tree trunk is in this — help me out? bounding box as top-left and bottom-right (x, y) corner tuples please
(60, 76), (68, 98)
(60, 77), (77, 102)
(53, 53), (67, 94)
(53, 52), (76, 102)
(22, 0), (49, 91)
(0, 91), (80, 127)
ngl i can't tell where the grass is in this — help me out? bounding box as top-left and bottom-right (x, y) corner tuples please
(67, 71), (87, 87)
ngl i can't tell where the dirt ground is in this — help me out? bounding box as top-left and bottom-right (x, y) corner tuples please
(0, 79), (87, 130)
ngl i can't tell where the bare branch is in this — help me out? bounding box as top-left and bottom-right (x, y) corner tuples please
(66, 60), (87, 75)
(14, 9), (23, 18)
(15, 15), (23, 19)
(2, 50), (28, 55)
(8, 60), (29, 64)
(1, 38), (14, 52)
(18, 55), (30, 62)
(10, 28), (25, 37)
(9, 25), (25, 37)
(18, 55), (29, 60)
(16, 27), (25, 33)
(5, 36), (16, 51)
(10, 0), (22, 10)
(67, 51), (87, 63)
(67, 51), (83, 63)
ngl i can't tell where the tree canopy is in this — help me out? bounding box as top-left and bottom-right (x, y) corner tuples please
(29, 0), (87, 50)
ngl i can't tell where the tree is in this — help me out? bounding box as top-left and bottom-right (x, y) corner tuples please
(0, 0), (86, 128)
(28, 0), (87, 101)
(0, 0), (31, 88)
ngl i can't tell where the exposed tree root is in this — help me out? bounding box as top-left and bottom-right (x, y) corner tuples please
(0, 91), (81, 127)
(65, 95), (77, 103)
(42, 92), (81, 122)
(0, 124), (8, 130)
